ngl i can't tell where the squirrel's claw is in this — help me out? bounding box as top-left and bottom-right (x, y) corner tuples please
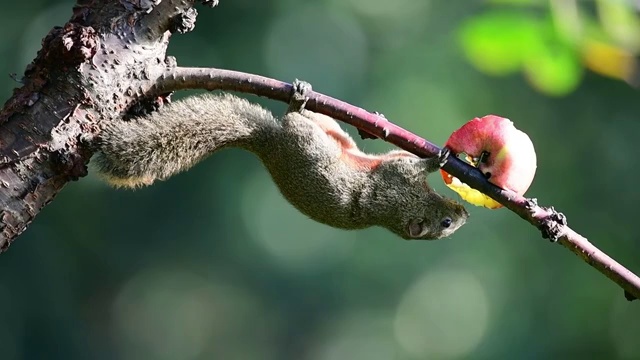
(288, 79), (312, 112)
(358, 111), (385, 140)
(438, 147), (451, 168)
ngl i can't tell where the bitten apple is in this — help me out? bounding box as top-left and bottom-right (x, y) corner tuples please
(440, 115), (537, 209)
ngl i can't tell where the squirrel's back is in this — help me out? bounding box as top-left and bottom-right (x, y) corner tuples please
(95, 93), (278, 188)
(262, 110), (371, 229)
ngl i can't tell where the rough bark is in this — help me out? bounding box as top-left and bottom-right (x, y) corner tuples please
(0, 0), (209, 249)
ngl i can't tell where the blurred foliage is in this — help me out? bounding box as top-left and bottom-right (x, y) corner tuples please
(1, 0), (640, 359)
(459, 0), (640, 96)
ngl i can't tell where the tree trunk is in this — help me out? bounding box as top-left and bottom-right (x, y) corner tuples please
(0, 0), (204, 249)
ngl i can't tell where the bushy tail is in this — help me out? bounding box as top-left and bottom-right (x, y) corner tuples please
(94, 93), (279, 188)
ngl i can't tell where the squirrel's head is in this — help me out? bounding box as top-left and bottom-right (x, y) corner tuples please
(399, 193), (468, 240)
(376, 164), (469, 240)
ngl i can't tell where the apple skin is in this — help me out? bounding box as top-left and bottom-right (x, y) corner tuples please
(441, 115), (537, 209)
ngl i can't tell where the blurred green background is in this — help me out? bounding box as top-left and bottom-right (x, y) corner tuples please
(1, 0), (640, 359)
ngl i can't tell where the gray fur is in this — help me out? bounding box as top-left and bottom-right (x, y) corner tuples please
(95, 93), (468, 240)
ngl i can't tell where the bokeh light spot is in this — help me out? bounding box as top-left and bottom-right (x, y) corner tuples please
(241, 170), (355, 272)
(111, 268), (278, 360)
(394, 269), (489, 358)
(264, 3), (367, 99)
(309, 311), (396, 360)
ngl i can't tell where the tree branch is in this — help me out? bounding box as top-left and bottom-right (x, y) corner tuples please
(152, 66), (640, 301)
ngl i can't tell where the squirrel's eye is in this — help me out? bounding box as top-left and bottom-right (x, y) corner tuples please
(441, 217), (452, 228)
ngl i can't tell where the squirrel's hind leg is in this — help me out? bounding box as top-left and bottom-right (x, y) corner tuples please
(287, 79), (312, 113)
(286, 79), (360, 151)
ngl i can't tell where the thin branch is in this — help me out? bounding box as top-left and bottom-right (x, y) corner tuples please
(151, 66), (640, 301)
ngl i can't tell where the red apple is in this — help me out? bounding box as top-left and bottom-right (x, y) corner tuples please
(440, 115), (537, 209)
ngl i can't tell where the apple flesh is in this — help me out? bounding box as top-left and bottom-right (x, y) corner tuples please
(441, 115), (537, 209)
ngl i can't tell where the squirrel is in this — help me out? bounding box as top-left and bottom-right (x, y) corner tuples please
(94, 81), (468, 240)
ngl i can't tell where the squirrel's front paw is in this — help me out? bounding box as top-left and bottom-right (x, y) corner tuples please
(358, 111), (386, 140)
(419, 147), (450, 173)
(288, 79), (312, 112)
(438, 147), (451, 168)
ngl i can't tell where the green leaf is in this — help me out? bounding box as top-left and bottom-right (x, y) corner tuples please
(458, 11), (540, 76)
(523, 22), (582, 96)
(486, 0), (543, 5)
(596, 0), (640, 51)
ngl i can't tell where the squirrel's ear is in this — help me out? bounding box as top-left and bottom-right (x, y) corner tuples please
(407, 219), (428, 238)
